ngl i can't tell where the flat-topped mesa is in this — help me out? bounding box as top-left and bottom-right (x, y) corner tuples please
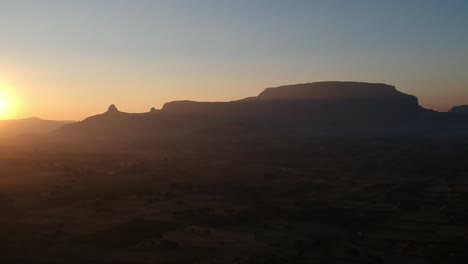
(257, 81), (414, 102)
(161, 82), (421, 118)
(450, 105), (468, 114)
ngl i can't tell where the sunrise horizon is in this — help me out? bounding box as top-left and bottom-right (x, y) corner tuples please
(2, 2), (468, 263)
(0, 79), (465, 121)
(1, 1), (467, 121)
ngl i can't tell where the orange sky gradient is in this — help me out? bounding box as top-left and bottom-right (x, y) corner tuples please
(1, 1), (467, 121)
(1, 59), (467, 121)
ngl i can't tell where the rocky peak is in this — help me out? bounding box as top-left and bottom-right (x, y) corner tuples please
(107, 104), (119, 113)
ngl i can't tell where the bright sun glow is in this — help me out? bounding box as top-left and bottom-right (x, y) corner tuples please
(0, 96), (6, 117)
(0, 82), (20, 120)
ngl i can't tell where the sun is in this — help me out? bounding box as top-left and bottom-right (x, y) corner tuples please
(0, 84), (19, 120)
(0, 96), (6, 117)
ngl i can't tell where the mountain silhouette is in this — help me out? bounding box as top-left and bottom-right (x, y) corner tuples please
(160, 82), (420, 119)
(450, 105), (468, 114)
(257, 82), (415, 101)
(107, 104), (119, 114)
(54, 81), (468, 141)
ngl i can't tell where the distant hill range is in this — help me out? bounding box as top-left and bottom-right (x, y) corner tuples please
(54, 81), (468, 141)
(450, 105), (468, 115)
(0, 117), (72, 138)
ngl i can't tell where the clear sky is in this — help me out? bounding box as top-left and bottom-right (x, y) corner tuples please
(0, 0), (467, 120)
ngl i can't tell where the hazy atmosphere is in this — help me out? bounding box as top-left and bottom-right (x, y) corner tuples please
(1, 0), (467, 120)
(2, 1), (468, 264)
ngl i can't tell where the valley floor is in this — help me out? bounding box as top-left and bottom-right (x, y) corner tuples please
(0, 138), (467, 263)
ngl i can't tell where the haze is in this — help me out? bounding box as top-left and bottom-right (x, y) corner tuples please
(1, 0), (467, 120)
(2, 2), (468, 263)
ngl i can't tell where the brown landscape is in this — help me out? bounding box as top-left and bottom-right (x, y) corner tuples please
(2, 2), (468, 263)
(1, 135), (468, 263)
(0, 82), (467, 263)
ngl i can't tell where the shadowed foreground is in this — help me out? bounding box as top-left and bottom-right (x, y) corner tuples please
(1, 136), (467, 264)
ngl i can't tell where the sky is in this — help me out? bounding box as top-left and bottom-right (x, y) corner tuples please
(0, 0), (467, 120)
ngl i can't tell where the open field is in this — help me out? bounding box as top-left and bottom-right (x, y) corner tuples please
(0, 137), (467, 263)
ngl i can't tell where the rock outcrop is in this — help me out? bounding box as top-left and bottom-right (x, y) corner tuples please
(107, 104), (119, 114)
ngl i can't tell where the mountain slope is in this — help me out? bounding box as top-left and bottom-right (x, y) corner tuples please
(450, 105), (468, 115)
(0, 117), (73, 137)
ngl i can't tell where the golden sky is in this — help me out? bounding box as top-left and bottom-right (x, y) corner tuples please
(1, 1), (467, 120)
